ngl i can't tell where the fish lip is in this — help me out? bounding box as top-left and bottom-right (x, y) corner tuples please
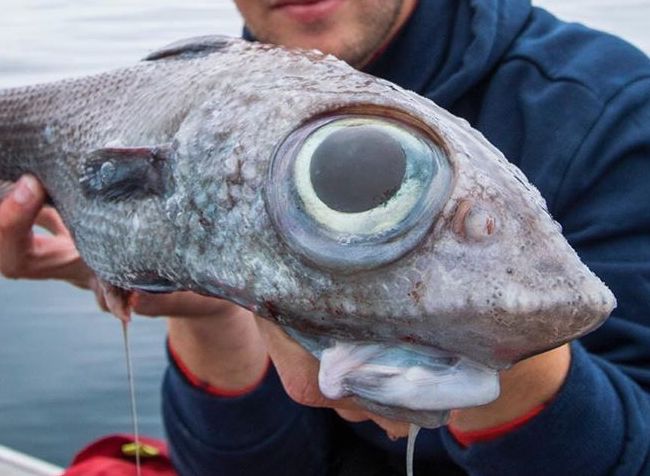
(283, 326), (498, 370)
(353, 399), (451, 429)
(283, 326), (501, 426)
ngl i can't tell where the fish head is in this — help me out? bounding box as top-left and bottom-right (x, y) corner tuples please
(165, 41), (615, 424)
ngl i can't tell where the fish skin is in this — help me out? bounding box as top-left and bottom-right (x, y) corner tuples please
(0, 36), (615, 370)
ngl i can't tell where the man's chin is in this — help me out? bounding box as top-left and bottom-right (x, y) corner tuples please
(259, 29), (362, 65)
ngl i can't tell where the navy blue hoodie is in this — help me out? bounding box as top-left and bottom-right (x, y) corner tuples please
(162, 1), (650, 474)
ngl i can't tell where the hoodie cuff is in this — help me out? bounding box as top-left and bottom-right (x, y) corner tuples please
(441, 343), (624, 476)
(167, 339), (271, 398)
(448, 402), (546, 447)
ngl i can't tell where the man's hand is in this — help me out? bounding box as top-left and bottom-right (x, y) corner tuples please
(449, 344), (570, 432)
(0, 175), (94, 289)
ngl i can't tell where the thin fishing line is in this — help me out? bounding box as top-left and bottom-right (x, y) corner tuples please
(122, 320), (142, 476)
(406, 423), (421, 476)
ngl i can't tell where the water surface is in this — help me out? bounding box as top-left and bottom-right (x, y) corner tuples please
(0, 0), (647, 467)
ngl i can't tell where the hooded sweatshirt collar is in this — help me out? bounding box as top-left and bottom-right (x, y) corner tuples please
(364, 0), (532, 107)
(243, 0), (532, 108)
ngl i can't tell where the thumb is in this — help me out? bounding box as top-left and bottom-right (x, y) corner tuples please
(0, 175), (46, 275)
(0, 175), (46, 233)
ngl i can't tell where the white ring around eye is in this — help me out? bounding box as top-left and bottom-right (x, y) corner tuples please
(266, 113), (452, 272)
(293, 118), (430, 236)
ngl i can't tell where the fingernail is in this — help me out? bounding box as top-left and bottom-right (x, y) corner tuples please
(12, 176), (38, 206)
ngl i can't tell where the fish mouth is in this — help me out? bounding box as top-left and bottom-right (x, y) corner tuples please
(284, 328), (500, 429)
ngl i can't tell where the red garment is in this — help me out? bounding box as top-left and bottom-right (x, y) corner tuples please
(62, 434), (176, 476)
(448, 403), (547, 447)
(167, 340), (270, 398)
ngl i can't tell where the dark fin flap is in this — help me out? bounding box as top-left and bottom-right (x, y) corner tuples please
(80, 145), (173, 201)
(144, 35), (232, 61)
(131, 273), (180, 294)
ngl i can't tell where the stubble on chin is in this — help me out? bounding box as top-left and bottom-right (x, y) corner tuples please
(247, 0), (404, 67)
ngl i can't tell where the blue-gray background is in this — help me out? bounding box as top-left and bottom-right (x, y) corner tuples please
(0, 0), (647, 467)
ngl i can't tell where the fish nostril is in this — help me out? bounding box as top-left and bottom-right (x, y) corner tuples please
(465, 207), (497, 241)
(451, 199), (472, 237)
(485, 215), (496, 235)
(451, 200), (497, 241)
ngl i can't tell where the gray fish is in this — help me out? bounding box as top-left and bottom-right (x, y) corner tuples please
(0, 36), (615, 427)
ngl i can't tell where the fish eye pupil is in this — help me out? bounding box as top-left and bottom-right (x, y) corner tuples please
(309, 125), (407, 213)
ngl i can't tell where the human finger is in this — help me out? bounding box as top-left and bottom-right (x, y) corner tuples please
(0, 180), (14, 202)
(35, 206), (71, 237)
(89, 277), (110, 312)
(28, 233), (93, 286)
(0, 175), (46, 278)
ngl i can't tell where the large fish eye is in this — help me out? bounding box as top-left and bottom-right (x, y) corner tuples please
(266, 115), (452, 272)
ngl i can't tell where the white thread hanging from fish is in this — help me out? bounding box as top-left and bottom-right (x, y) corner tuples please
(406, 424), (421, 476)
(121, 320), (142, 476)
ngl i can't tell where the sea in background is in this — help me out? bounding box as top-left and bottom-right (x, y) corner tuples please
(0, 0), (648, 467)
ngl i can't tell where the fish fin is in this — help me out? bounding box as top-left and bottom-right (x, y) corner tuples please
(143, 35), (232, 61)
(80, 145), (173, 201)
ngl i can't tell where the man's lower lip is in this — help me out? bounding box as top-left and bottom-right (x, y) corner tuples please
(273, 0), (344, 23)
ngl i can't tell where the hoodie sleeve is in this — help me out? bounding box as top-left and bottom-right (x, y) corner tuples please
(441, 77), (650, 475)
(162, 353), (335, 476)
